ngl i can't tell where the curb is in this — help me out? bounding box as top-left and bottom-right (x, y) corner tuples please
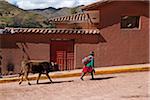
(0, 66), (149, 84)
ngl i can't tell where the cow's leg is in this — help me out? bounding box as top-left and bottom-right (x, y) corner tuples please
(19, 74), (24, 85)
(46, 72), (53, 83)
(19, 63), (24, 85)
(24, 72), (31, 85)
(37, 73), (42, 84)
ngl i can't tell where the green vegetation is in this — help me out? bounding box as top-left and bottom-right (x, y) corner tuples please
(0, 1), (82, 28)
(0, 1), (53, 28)
(70, 7), (79, 14)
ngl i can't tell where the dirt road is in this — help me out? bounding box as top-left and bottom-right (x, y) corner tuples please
(0, 71), (149, 100)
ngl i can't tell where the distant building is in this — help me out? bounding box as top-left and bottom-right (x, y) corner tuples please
(0, 0), (149, 74)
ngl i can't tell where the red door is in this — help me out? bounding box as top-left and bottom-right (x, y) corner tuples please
(56, 51), (66, 71)
(50, 40), (74, 71)
(67, 53), (74, 70)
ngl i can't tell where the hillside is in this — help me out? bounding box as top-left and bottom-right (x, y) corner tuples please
(0, 1), (48, 28)
(0, 1), (83, 28)
(28, 6), (83, 18)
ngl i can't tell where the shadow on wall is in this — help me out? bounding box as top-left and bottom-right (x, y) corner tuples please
(99, 34), (107, 43)
(7, 63), (14, 75)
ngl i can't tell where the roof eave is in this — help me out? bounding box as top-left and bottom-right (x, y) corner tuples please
(81, 0), (149, 10)
(81, 0), (110, 10)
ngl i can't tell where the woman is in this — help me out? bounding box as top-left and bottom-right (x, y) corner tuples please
(80, 51), (95, 80)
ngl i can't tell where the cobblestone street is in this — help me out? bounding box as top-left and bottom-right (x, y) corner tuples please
(0, 71), (149, 100)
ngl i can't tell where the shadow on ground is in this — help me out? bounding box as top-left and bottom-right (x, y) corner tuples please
(33, 80), (74, 85)
(21, 77), (115, 85)
(90, 76), (116, 80)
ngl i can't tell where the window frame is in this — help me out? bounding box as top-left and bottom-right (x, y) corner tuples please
(120, 16), (141, 30)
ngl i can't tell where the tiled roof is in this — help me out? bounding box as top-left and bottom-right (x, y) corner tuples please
(48, 13), (91, 23)
(2, 28), (100, 35)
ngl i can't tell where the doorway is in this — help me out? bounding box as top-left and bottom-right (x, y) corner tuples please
(50, 40), (74, 71)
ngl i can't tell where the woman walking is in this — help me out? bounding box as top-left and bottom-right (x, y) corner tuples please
(80, 51), (95, 80)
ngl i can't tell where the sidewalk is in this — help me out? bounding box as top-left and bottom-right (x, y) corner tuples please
(0, 64), (150, 84)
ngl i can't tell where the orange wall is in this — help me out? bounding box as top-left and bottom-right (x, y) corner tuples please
(95, 1), (149, 66)
(74, 43), (99, 69)
(1, 43), (50, 74)
(0, 33), (100, 73)
(1, 49), (22, 74)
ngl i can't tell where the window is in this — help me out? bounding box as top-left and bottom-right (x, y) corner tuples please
(121, 16), (140, 29)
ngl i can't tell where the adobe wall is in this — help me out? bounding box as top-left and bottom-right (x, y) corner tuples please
(1, 43), (50, 74)
(1, 48), (22, 74)
(96, 1), (149, 66)
(74, 43), (99, 69)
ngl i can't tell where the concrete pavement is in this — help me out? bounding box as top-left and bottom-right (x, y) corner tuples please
(0, 63), (150, 84)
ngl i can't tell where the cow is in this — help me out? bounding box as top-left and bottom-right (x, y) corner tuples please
(19, 59), (55, 85)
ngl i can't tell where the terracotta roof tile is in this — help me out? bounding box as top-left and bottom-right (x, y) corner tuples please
(2, 28), (100, 35)
(48, 13), (90, 23)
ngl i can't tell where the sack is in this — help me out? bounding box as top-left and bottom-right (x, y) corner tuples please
(82, 56), (92, 65)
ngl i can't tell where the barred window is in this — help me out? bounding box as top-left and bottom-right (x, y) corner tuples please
(121, 16), (140, 29)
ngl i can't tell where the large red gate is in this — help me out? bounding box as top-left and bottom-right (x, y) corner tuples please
(50, 40), (74, 71)
(56, 51), (66, 71)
